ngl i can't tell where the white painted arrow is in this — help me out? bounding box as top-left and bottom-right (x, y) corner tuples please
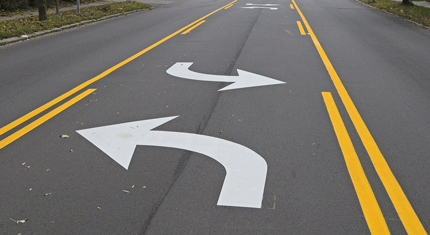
(166, 62), (285, 91)
(242, 6), (278, 10)
(76, 116), (267, 208)
(246, 3), (279, 6)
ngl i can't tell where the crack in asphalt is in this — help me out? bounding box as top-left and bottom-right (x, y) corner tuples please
(138, 8), (262, 235)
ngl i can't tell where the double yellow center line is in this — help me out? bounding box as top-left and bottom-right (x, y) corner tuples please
(182, 20), (206, 35)
(0, 0), (237, 150)
(291, 0), (426, 233)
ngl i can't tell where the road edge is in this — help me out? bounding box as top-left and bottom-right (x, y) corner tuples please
(353, 0), (430, 30)
(0, 8), (151, 47)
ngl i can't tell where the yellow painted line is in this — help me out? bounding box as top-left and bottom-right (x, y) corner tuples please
(322, 92), (390, 234)
(290, 4), (294, 9)
(296, 21), (306, 35)
(0, 0), (237, 138)
(0, 89), (83, 136)
(292, 0), (427, 234)
(224, 3), (233, 9)
(0, 89), (96, 150)
(181, 20), (206, 34)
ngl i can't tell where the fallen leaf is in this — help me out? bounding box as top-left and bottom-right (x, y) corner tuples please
(98, 207), (102, 210)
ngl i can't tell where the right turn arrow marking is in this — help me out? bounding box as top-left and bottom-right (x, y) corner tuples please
(166, 62), (285, 91)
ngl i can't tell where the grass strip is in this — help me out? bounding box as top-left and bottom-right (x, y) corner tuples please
(0, 1), (152, 40)
(358, 0), (430, 27)
(0, 0), (106, 17)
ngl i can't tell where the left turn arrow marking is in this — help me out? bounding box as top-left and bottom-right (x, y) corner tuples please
(77, 116), (268, 208)
(166, 62), (285, 91)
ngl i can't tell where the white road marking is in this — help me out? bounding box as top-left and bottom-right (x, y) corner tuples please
(242, 6), (278, 10)
(166, 62), (285, 91)
(77, 116), (268, 208)
(246, 3), (279, 6)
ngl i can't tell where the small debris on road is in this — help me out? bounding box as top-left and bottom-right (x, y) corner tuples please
(44, 193), (51, 196)
(122, 190), (130, 193)
(10, 218), (28, 224)
(60, 135), (69, 138)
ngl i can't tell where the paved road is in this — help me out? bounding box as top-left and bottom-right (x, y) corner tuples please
(1, 0), (430, 234)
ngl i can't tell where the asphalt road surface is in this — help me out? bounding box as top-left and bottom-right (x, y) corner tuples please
(1, 0), (430, 234)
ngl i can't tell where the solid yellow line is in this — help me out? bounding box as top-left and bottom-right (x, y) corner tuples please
(224, 4), (233, 9)
(290, 4), (294, 9)
(322, 92), (390, 235)
(296, 21), (306, 35)
(0, 89), (96, 150)
(181, 20), (206, 34)
(292, 0), (427, 234)
(0, 0), (237, 137)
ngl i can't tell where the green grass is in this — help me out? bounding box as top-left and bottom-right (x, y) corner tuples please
(359, 0), (430, 27)
(0, 0), (107, 17)
(0, 1), (152, 40)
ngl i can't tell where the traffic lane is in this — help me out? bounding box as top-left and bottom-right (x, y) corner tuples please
(0, 0), (277, 233)
(0, 0), (243, 234)
(143, 3), (375, 234)
(0, 47), (226, 234)
(296, 0), (430, 231)
(0, 0), (231, 132)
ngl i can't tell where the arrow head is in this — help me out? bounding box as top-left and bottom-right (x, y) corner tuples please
(76, 116), (179, 170)
(218, 69), (285, 91)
